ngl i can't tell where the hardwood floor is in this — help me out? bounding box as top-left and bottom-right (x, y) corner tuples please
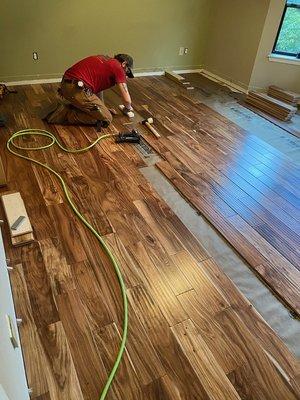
(122, 75), (300, 316)
(0, 80), (299, 399)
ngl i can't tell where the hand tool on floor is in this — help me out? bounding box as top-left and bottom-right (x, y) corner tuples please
(11, 215), (26, 230)
(115, 129), (140, 144)
(119, 104), (135, 118)
(141, 117), (161, 138)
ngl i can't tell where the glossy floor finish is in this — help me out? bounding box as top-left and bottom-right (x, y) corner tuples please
(0, 81), (299, 399)
(124, 76), (300, 316)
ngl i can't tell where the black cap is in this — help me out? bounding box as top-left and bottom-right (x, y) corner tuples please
(114, 54), (134, 78)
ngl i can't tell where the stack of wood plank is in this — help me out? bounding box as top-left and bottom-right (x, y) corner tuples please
(268, 85), (300, 106)
(245, 91), (297, 121)
(165, 71), (194, 90)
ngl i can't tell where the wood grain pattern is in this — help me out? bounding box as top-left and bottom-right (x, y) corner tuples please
(56, 290), (107, 400)
(1, 81), (299, 399)
(38, 321), (84, 400)
(171, 319), (241, 400)
(128, 74), (300, 315)
(9, 263), (49, 398)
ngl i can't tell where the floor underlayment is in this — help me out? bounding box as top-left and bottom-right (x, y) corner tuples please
(136, 87), (300, 358)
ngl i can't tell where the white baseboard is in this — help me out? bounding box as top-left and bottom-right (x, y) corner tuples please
(199, 69), (248, 94)
(7, 77), (61, 86)
(5, 67), (246, 95)
(173, 68), (203, 74)
(5, 67), (203, 86)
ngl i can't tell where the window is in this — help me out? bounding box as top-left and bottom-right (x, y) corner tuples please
(272, 0), (300, 58)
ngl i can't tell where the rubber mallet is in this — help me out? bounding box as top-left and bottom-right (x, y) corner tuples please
(141, 117), (161, 138)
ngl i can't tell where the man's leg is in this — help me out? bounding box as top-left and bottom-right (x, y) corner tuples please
(46, 82), (113, 126)
(61, 82), (112, 126)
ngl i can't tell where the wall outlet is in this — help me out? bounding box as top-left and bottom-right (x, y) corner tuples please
(33, 52), (38, 60)
(184, 48), (188, 55)
(179, 47), (184, 56)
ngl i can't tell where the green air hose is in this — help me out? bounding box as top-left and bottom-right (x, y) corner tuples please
(7, 128), (128, 400)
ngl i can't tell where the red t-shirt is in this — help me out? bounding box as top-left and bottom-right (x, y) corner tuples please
(64, 55), (126, 93)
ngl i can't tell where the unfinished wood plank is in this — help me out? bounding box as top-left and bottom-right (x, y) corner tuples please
(1, 192), (32, 237)
(11, 232), (35, 246)
(165, 70), (185, 82)
(245, 91), (297, 121)
(268, 85), (300, 106)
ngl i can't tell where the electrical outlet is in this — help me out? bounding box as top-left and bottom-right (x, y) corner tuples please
(33, 52), (38, 60)
(179, 47), (184, 56)
(184, 48), (188, 55)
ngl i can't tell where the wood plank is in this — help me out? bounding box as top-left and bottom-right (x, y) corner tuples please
(38, 321), (84, 399)
(127, 284), (214, 399)
(171, 319), (240, 400)
(56, 290), (107, 400)
(172, 251), (230, 314)
(215, 309), (299, 399)
(47, 203), (87, 264)
(164, 71), (185, 82)
(177, 289), (244, 374)
(127, 241), (188, 325)
(11, 232), (35, 246)
(9, 263), (49, 398)
(39, 237), (75, 296)
(201, 258), (300, 391)
(1, 192), (32, 237)
(21, 242), (60, 328)
(90, 322), (141, 399)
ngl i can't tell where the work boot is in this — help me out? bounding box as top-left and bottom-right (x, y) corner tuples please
(95, 120), (110, 132)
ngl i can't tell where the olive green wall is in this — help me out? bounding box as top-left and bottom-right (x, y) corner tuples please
(0, 0), (210, 82)
(250, 0), (300, 92)
(203, 0), (270, 89)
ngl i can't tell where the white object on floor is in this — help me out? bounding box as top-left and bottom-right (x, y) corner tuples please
(1, 193), (32, 237)
(119, 105), (135, 118)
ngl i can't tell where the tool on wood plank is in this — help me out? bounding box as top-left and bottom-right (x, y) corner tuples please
(10, 215), (26, 231)
(119, 104), (135, 118)
(115, 129), (140, 144)
(7, 128), (128, 400)
(141, 117), (161, 138)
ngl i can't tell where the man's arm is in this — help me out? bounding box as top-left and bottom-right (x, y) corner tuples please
(118, 83), (132, 110)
